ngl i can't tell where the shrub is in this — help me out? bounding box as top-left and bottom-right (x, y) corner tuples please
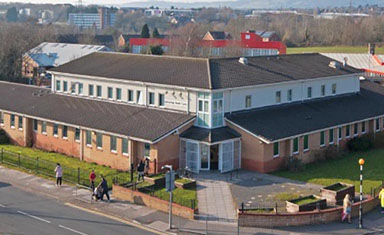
(374, 132), (384, 149)
(286, 156), (305, 172)
(324, 145), (339, 160)
(0, 129), (9, 144)
(347, 136), (373, 152)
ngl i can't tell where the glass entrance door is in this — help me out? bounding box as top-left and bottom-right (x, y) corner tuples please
(200, 143), (210, 170)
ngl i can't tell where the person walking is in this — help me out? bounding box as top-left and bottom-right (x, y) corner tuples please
(89, 170), (96, 191)
(137, 160), (145, 182)
(99, 175), (110, 202)
(379, 188), (384, 213)
(342, 194), (352, 223)
(54, 163), (63, 187)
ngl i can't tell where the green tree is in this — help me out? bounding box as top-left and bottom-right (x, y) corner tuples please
(141, 24), (150, 38)
(152, 27), (160, 38)
(149, 45), (164, 55)
(6, 7), (17, 22)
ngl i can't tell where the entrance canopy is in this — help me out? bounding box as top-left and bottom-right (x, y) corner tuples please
(180, 126), (241, 145)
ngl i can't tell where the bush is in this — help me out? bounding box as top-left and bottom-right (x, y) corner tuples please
(0, 129), (9, 144)
(286, 156), (304, 172)
(324, 145), (339, 160)
(374, 132), (384, 149)
(347, 136), (373, 152)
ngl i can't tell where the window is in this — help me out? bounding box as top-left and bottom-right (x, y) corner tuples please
(354, 123), (358, 136)
(18, 116), (23, 129)
(144, 143), (150, 157)
(86, 131), (92, 146)
(273, 142), (279, 157)
(63, 81), (68, 92)
(88, 84), (94, 96)
(320, 131), (325, 146)
(128, 90), (133, 102)
(96, 133), (103, 149)
(75, 128), (80, 141)
(41, 121), (47, 134)
(110, 136), (117, 152)
(275, 91), (281, 103)
(122, 138), (128, 155)
(329, 129), (334, 144)
(197, 92), (211, 127)
(287, 89), (292, 101)
(159, 94), (165, 107)
(332, 83), (337, 94)
(304, 135), (309, 151)
(321, 85), (326, 96)
(53, 124), (58, 136)
(136, 91), (142, 104)
(346, 125), (350, 137)
(149, 92), (155, 105)
(108, 87), (113, 99)
(62, 125), (68, 138)
(307, 87), (312, 98)
(33, 119), (38, 131)
(362, 121), (366, 133)
(376, 118), (380, 131)
(97, 85), (102, 98)
(70, 82), (76, 94)
(0, 112), (4, 125)
(10, 114), (15, 127)
(293, 137), (299, 154)
(116, 88), (122, 100)
(245, 95), (252, 108)
(78, 83), (83, 95)
(56, 80), (61, 91)
(338, 127), (342, 140)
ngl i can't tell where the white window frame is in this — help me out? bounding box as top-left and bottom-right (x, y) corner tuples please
(329, 129), (334, 145)
(346, 125), (351, 138)
(88, 84), (94, 97)
(53, 123), (59, 137)
(158, 93), (165, 107)
(122, 138), (129, 156)
(275, 91), (281, 103)
(376, 118), (381, 132)
(292, 137), (299, 155)
(303, 135), (309, 152)
(361, 121), (366, 134)
(307, 87), (312, 98)
(321, 84), (326, 96)
(96, 133), (103, 149)
(0, 112), (4, 126)
(110, 136), (117, 153)
(245, 95), (252, 108)
(332, 83), (337, 95)
(116, 88), (122, 101)
(338, 127), (342, 140)
(287, 89), (292, 101)
(86, 130), (92, 147)
(273, 142), (279, 158)
(107, 87), (113, 100)
(97, 85), (102, 98)
(128, 90), (134, 103)
(320, 131), (325, 147)
(62, 125), (68, 139)
(18, 116), (23, 130)
(149, 92), (155, 106)
(10, 114), (15, 128)
(353, 123), (359, 136)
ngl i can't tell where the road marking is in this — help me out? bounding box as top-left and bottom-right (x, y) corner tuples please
(17, 210), (51, 224)
(59, 225), (88, 235)
(64, 203), (166, 235)
(0, 204), (6, 208)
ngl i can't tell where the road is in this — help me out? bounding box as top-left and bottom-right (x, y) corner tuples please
(0, 182), (155, 235)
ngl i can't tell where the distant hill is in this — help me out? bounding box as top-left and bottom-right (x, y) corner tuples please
(121, 0), (384, 9)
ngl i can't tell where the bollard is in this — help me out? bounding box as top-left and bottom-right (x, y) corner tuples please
(77, 167), (80, 184)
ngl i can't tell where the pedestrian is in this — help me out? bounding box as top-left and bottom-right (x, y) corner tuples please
(99, 175), (110, 202)
(342, 194), (352, 223)
(54, 163), (63, 187)
(137, 160), (145, 182)
(379, 188), (384, 213)
(145, 157), (150, 176)
(89, 169), (96, 191)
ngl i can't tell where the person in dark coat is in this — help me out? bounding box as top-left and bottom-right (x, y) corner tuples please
(98, 175), (110, 202)
(137, 160), (145, 181)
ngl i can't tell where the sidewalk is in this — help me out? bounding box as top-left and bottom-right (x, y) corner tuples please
(1, 165), (384, 234)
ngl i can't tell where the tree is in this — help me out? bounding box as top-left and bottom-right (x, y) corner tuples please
(149, 45), (164, 55)
(6, 7), (18, 22)
(141, 24), (150, 38)
(152, 27), (160, 38)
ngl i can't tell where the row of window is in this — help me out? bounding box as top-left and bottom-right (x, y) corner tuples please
(33, 119), (77, 140)
(245, 84), (337, 108)
(55, 80), (165, 107)
(273, 120), (372, 157)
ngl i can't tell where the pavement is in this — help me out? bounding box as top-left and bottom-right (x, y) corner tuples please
(2, 165), (384, 234)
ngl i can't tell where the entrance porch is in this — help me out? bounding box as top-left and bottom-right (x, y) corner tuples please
(179, 126), (241, 173)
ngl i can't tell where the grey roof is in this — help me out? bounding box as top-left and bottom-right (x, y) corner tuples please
(226, 80), (384, 142)
(50, 52), (360, 90)
(321, 53), (384, 74)
(180, 126), (241, 143)
(25, 42), (110, 67)
(0, 82), (194, 142)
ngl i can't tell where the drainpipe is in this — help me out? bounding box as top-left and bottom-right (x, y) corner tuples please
(187, 90), (190, 114)
(80, 128), (84, 161)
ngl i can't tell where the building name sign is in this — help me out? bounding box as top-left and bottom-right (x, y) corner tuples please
(165, 100), (187, 106)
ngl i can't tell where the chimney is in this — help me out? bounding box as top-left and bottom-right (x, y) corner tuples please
(239, 57), (248, 65)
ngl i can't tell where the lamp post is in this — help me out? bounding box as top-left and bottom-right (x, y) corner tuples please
(162, 164), (174, 230)
(358, 158), (365, 229)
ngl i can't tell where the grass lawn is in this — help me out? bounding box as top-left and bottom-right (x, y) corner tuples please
(287, 46), (384, 54)
(291, 196), (320, 206)
(175, 178), (194, 184)
(0, 144), (133, 187)
(272, 149), (384, 194)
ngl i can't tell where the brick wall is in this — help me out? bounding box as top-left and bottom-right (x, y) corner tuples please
(1, 113), (27, 146)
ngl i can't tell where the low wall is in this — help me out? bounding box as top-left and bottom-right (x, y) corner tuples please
(112, 184), (197, 219)
(238, 195), (379, 228)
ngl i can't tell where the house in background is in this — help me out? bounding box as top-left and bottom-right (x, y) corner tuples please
(117, 34), (141, 49)
(202, 31), (232, 41)
(22, 42), (110, 85)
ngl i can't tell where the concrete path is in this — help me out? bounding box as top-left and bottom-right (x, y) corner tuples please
(194, 171), (237, 223)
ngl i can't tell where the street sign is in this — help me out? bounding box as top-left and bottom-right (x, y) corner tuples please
(165, 171), (175, 192)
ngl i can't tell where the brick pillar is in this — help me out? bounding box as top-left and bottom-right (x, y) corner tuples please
(23, 117), (33, 147)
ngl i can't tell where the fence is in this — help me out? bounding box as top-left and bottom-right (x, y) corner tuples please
(0, 148), (131, 189)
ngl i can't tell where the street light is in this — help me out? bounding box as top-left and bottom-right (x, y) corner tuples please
(162, 164), (173, 230)
(359, 158), (365, 229)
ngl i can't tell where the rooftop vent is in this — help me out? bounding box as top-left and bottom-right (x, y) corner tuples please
(239, 57), (248, 65)
(329, 61), (342, 69)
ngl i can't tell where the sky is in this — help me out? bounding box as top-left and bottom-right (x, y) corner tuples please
(0, 0), (231, 4)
